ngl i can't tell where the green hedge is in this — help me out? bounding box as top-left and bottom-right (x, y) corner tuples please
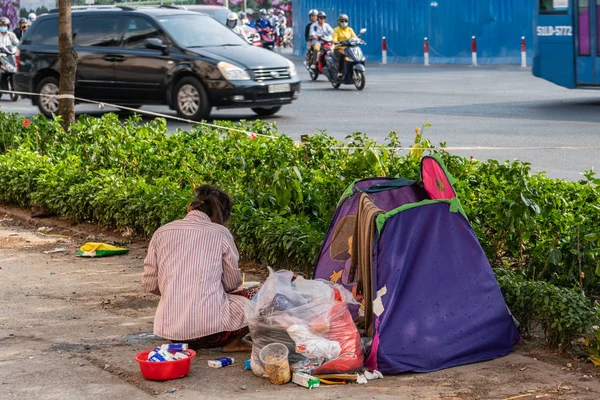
(0, 112), (599, 348)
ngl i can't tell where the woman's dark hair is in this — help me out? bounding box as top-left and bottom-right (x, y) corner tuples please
(188, 185), (232, 226)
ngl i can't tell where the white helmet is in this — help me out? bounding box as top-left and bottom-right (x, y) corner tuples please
(308, 9), (318, 17)
(268, 8), (274, 15)
(226, 12), (238, 28)
(28, 13), (37, 22)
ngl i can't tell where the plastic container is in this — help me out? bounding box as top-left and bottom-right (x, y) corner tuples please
(259, 343), (291, 385)
(134, 349), (196, 381)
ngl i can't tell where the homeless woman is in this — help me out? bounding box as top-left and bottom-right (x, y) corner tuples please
(142, 185), (253, 352)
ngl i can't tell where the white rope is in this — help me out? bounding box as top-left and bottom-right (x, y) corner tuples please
(2, 88), (600, 152)
(0, 88), (275, 139)
(328, 146), (600, 152)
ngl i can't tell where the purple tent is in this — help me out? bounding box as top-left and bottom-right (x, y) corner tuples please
(313, 155), (520, 374)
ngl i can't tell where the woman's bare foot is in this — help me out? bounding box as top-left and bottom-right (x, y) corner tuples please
(221, 336), (252, 352)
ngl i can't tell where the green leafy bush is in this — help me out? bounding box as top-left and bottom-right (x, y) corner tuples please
(496, 268), (600, 348)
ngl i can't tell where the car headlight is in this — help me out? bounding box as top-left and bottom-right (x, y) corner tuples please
(217, 61), (250, 81)
(287, 59), (297, 77)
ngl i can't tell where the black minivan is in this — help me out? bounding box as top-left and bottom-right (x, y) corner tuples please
(15, 6), (300, 120)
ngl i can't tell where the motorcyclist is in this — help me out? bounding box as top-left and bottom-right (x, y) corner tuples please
(28, 13), (37, 25)
(332, 14), (357, 77)
(267, 8), (278, 27)
(0, 17), (19, 93)
(277, 11), (286, 40)
(13, 18), (29, 41)
(309, 11), (333, 69)
(238, 12), (249, 26)
(305, 9), (318, 63)
(255, 9), (272, 30)
(226, 12), (244, 37)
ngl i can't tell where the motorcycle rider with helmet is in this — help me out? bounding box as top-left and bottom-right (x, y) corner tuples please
(309, 11), (333, 70)
(305, 9), (318, 63)
(226, 12), (244, 36)
(255, 9), (272, 30)
(13, 18), (29, 41)
(238, 12), (249, 26)
(28, 13), (37, 25)
(277, 10), (286, 39)
(332, 14), (357, 77)
(0, 17), (19, 95)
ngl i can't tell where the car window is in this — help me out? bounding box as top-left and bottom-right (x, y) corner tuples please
(27, 19), (58, 46)
(157, 14), (247, 48)
(75, 16), (119, 47)
(123, 17), (166, 49)
(197, 9), (229, 24)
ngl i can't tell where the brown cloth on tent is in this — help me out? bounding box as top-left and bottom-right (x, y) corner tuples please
(349, 193), (384, 337)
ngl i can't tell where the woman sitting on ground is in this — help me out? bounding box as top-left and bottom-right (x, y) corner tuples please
(142, 185), (253, 352)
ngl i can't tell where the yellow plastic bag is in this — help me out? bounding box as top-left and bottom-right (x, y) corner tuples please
(76, 242), (128, 257)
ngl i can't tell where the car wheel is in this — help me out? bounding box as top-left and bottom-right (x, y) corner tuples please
(36, 76), (60, 117)
(251, 106), (281, 117)
(174, 77), (210, 121)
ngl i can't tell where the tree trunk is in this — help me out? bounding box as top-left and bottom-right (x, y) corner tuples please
(57, 0), (77, 130)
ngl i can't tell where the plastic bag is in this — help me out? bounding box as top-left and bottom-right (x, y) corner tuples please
(245, 268), (364, 378)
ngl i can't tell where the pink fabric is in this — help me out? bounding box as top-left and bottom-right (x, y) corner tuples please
(422, 158), (455, 200)
(364, 317), (380, 371)
(143, 210), (248, 341)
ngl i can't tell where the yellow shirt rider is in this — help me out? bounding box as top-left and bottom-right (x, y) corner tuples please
(332, 14), (357, 76)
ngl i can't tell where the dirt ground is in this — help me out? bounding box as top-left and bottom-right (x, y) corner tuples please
(1, 205), (599, 400)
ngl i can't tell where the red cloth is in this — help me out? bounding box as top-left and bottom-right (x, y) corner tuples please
(313, 289), (364, 375)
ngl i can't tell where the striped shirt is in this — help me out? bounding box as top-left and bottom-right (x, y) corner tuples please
(142, 210), (248, 340)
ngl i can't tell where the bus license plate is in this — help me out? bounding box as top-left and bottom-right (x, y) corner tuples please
(268, 84), (290, 94)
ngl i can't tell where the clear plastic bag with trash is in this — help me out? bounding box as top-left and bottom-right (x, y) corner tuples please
(245, 267), (364, 378)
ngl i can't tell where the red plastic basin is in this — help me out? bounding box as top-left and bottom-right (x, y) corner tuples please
(134, 349), (196, 381)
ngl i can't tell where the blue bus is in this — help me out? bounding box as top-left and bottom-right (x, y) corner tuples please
(534, 0), (600, 88)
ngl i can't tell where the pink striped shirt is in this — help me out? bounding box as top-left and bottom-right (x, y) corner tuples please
(142, 210), (248, 340)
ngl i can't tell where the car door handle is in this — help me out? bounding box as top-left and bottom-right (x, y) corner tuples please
(103, 55), (125, 62)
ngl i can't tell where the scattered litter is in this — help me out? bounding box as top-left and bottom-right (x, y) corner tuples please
(502, 394), (532, 400)
(590, 355), (600, 366)
(37, 226), (53, 233)
(28, 356), (34, 359)
(104, 364), (110, 370)
(8, 233), (18, 237)
(208, 357), (234, 368)
(76, 242), (128, 257)
(43, 248), (67, 254)
(566, 363), (573, 368)
(50, 272), (56, 275)
(167, 388), (177, 393)
(520, 367), (528, 371)
(356, 374), (368, 384)
(239, 385), (248, 391)
(0, 217), (13, 223)
(364, 370), (383, 380)
(38, 232), (71, 239)
(244, 359), (252, 370)
(161, 344), (187, 352)
(292, 372), (320, 389)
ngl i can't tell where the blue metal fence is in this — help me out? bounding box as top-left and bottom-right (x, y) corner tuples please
(293, 0), (535, 64)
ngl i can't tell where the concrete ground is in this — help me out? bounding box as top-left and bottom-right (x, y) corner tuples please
(1, 54), (599, 181)
(1, 206), (599, 400)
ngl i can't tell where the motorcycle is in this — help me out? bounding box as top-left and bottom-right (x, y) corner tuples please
(240, 25), (262, 47)
(323, 28), (367, 90)
(282, 27), (294, 48)
(303, 35), (333, 81)
(258, 28), (276, 51)
(0, 45), (19, 102)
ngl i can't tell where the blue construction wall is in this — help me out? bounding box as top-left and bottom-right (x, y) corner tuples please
(293, 0), (535, 64)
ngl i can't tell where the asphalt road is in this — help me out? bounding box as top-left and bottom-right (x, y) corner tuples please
(1, 58), (599, 181)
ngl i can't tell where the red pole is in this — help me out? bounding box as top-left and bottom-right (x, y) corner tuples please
(521, 36), (527, 68)
(424, 37), (430, 66)
(520, 36), (526, 52)
(382, 36), (387, 64)
(471, 36), (478, 66)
